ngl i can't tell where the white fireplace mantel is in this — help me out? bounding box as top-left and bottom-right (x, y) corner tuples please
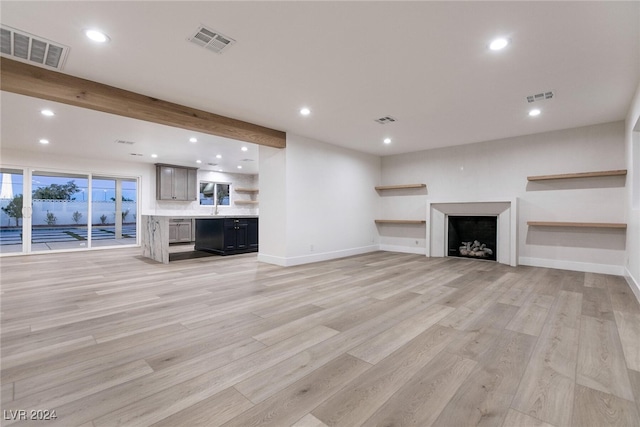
(426, 198), (518, 266)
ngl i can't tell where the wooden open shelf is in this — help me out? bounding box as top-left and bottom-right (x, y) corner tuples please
(375, 184), (426, 225)
(527, 221), (626, 229)
(527, 169), (627, 182)
(375, 184), (426, 191)
(235, 188), (259, 193)
(235, 200), (259, 205)
(375, 219), (426, 225)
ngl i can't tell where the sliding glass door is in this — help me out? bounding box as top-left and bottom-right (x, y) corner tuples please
(0, 167), (138, 255)
(91, 177), (137, 247)
(31, 171), (89, 252)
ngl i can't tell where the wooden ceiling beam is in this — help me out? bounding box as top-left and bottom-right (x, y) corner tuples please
(0, 58), (286, 149)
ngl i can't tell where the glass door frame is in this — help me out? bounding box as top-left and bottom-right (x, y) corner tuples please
(0, 166), (31, 255)
(23, 167), (32, 254)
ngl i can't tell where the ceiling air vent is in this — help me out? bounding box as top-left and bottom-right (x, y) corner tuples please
(207, 163), (218, 166)
(188, 25), (235, 54)
(0, 25), (69, 70)
(374, 116), (397, 125)
(526, 91), (554, 103)
(115, 139), (136, 145)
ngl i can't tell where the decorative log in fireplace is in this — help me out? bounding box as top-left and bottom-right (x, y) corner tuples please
(448, 216), (497, 261)
(459, 240), (494, 258)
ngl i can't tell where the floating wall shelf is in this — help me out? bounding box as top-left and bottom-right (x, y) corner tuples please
(375, 184), (426, 191)
(235, 200), (259, 205)
(527, 221), (626, 229)
(235, 188), (259, 193)
(527, 169), (627, 181)
(375, 219), (426, 225)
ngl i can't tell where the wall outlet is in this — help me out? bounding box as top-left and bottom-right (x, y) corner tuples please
(310, 244), (314, 252)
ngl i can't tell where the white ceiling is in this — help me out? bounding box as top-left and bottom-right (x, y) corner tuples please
(1, 1), (638, 168)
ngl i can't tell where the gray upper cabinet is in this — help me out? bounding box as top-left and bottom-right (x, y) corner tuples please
(187, 169), (198, 200)
(156, 164), (198, 201)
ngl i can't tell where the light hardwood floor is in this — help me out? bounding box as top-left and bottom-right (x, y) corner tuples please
(1, 249), (639, 427)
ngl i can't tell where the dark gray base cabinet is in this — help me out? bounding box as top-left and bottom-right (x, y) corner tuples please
(195, 218), (258, 255)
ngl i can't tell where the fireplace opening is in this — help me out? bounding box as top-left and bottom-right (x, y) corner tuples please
(447, 215), (497, 261)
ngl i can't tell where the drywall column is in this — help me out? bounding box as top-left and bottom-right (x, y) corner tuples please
(258, 134), (381, 267)
(625, 81), (640, 299)
(283, 134), (380, 265)
(257, 145), (288, 265)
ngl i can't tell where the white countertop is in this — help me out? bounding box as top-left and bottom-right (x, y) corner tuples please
(142, 214), (258, 219)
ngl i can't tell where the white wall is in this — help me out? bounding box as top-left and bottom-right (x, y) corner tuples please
(258, 134), (381, 266)
(381, 121), (627, 275)
(625, 81), (640, 299)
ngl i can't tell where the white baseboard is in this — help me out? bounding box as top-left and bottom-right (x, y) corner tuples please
(624, 267), (640, 304)
(378, 244), (426, 255)
(256, 253), (288, 266)
(519, 257), (625, 276)
(258, 245), (379, 267)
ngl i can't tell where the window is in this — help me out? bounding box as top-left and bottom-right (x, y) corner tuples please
(199, 182), (230, 206)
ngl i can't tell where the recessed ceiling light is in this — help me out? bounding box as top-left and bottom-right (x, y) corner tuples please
(216, 154), (222, 159)
(529, 108), (541, 117)
(40, 109), (55, 117)
(85, 29), (110, 43)
(151, 154), (158, 158)
(383, 138), (392, 144)
(241, 147), (248, 152)
(196, 160), (202, 164)
(189, 137), (198, 143)
(300, 107), (311, 116)
(489, 37), (509, 51)
(237, 165), (242, 169)
(39, 139), (49, 144)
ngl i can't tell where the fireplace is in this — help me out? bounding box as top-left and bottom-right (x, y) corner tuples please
(427, 199), (517, 266)
(447, 215), (498, 261)
(426, 198), (518, 267)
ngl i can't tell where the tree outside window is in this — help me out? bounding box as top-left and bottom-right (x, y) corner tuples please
(199, 182), (230, 206)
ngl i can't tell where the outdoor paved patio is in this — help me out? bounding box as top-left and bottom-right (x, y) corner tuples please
(0, 225), (136, 253)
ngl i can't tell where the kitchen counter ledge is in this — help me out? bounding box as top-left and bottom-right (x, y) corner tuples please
(141, 214), (258, 264)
